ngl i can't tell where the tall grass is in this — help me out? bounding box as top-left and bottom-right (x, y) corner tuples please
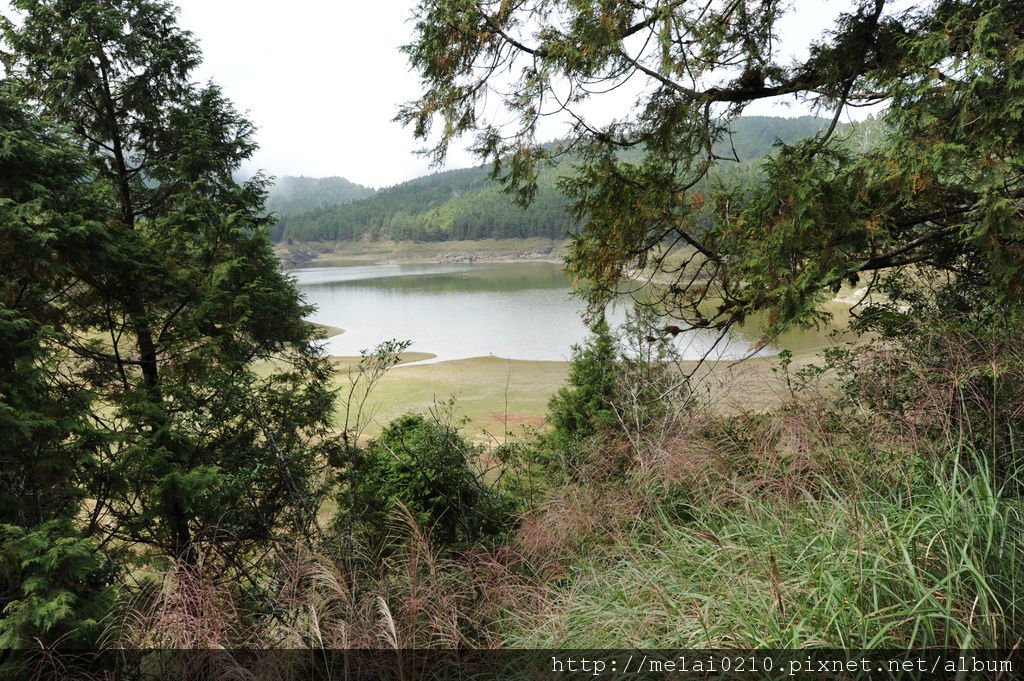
(116, 508), (541, 650)
(502, 449), (1023, 648)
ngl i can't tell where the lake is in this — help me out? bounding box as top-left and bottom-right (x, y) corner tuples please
(291, 261), (841, 363)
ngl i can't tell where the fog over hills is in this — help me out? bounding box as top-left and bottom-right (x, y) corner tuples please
(267, 176), (376, 218)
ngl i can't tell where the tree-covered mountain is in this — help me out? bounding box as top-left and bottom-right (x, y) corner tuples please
(274, 116), (831, 243)
(275, 164), (573, 242)
(267, 175), (375, 219)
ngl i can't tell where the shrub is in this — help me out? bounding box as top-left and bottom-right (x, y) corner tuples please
(338, 412), (512, 550)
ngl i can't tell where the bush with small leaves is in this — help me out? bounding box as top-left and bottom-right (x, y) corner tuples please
(339, 413), (512, 550)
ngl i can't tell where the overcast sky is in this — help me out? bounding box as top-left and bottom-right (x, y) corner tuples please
(159, 1), (874, 187)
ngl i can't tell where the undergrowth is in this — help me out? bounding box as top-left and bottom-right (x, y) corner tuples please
(109, 314), (1024, 652)
(503, 450), (1023, 647)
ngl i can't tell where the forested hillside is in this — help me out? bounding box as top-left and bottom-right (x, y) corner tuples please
(274, 116), (830, 243)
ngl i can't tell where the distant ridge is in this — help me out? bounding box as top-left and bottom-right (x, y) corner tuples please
(273, 116), (832, 244)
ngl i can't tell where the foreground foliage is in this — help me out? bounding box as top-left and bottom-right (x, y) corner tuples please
(102, 308), (1024, 653)
(1, 0), (337, 647)
(0, 88), (119, 648)
(338, 411), (513, 551)
(402, 0), (1024, 341)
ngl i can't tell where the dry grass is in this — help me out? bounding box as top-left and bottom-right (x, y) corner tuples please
(261, 514), (544, 650)
(516, 483), (651, 563)
(115, 508), (544, 652)
(118, 558), (253, 649)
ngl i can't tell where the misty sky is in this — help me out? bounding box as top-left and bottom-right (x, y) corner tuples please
(173, 0), (882, 187)
(171, 1), (873, 187)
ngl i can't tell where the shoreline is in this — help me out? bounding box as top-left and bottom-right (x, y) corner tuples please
(282, 240), (866, 311)
(276, 237), (569, 269)
(286, 242), (844, 434)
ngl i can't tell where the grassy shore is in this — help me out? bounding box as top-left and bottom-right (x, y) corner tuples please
(329, 356), (568, 441)
(325, 350), (824, 441)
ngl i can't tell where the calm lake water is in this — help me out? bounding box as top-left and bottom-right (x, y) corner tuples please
(291, 261), (836, 363)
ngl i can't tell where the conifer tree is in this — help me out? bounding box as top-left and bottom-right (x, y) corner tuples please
(0, 89), (115, 648)
(2, 0), (339, 569)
